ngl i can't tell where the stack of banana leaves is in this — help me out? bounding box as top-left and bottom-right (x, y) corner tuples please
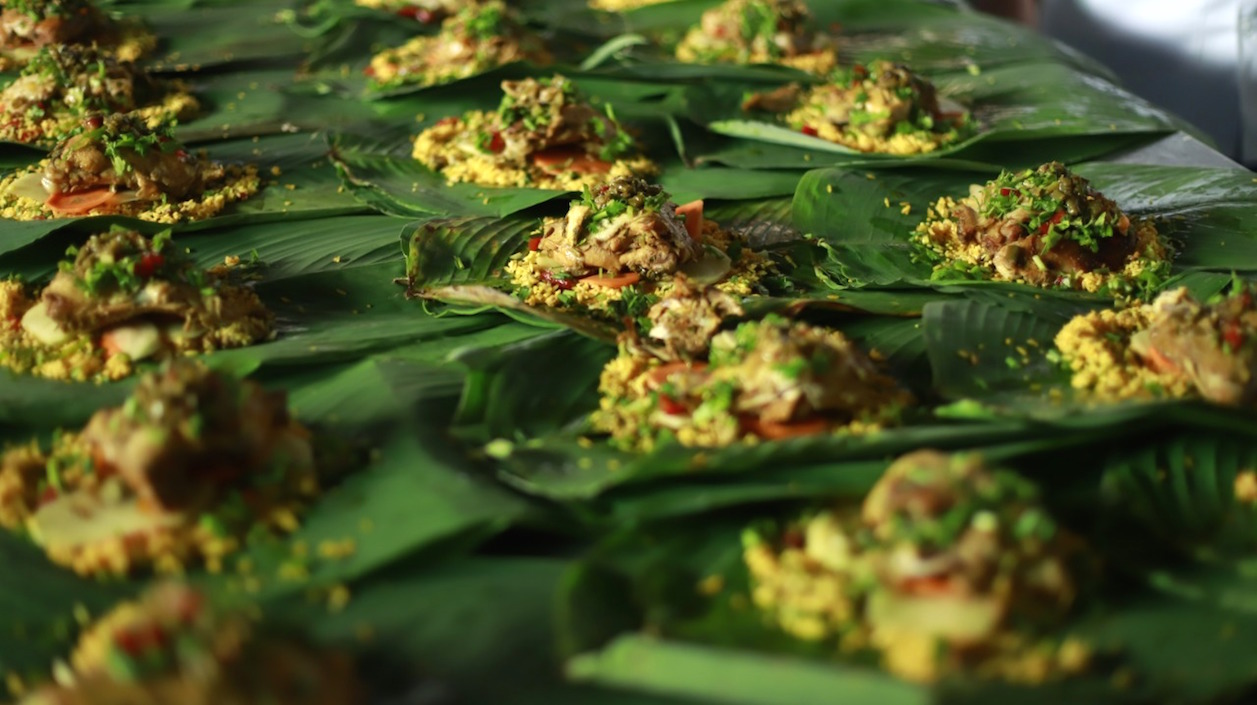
(1, 0), (1256, 703)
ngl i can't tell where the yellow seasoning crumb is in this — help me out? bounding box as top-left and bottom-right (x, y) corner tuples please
(697, 574), (725, 596)
(883, 197), (890, 208)
(1234, 470), (1257, 504)
(5, 672), (24, 697)
(270, 165), (283, 176)
(318, 539), (358, 559)
(224, 254), (241, 267)
(328, 584), (351, 613)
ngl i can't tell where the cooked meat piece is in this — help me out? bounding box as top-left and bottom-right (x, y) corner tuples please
(796, 62), (941, 138)
(708, 315), (910, 424)
(1128, 286), (1257, 406)
(18, 582), (364, 705)
(535, 177), (702, 277)
(495, 76), (611, 159)
(741, 83), (804, 113)
(860, 449), (1076, 610)
(3, 45), (158, 115)
(646, 275), (743, 359)
(919, 161), (1159, 289)
(0, 0), (104, 50)
(43, 113), (216, 200)
(680, 0), (821, 63)
(80, 362), (298, 512)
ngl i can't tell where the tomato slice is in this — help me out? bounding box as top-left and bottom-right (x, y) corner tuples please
(530, 147), (613, 175)
(581, 271), (640, 289)
(741, 416), (831, 440)
(675, 199), (704, 241)
(897, 574), (956, 597)
(46, 188), (119, 215)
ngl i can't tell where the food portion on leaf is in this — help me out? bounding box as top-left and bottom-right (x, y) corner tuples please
(744, 61), (971, 154)
(353, 0), (464, 23)
(16, 582), (363, 705)
(0, 113), (260, 222)
(0, 363), (319, 576)
(913, 162), (1167, 293)
(501, 177), (774, 322)
(744, 449), (1091, 683)
(412, 74), (655, 190)
(593, 312), (913, 450)
(588, 0), (673, 10)
(366, 1), (552, 90)
(0, 0), (156, 70)
(675, 0), (837, 74)
(0, 227), (273, 382)
(1056, 282), (1257, 404)
(0, 44), (200, 146)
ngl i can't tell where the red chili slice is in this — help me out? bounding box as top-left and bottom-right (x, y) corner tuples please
(1223, 321), (1244, 351)
(539, 270), (578, 291)
(135, 252), (165, 278)
(658, 395), (686, 415)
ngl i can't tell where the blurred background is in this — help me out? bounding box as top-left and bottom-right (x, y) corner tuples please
(971, 0), (1257, 168)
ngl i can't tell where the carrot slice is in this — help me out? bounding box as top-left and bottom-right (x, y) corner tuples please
(898, 574), (956, 597)
(645, 361), (708, 389)
(99, 328), (124, 358)
(582, 271), (640, 289)
(675, 199), (704, 241)
(46, 188), (119, 215)
(741, 416), (831, 440)
(1141, 345), (1180, 375)
(530, 147), (613, 175)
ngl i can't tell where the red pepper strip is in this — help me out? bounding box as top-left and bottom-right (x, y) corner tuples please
(135, 252), (164, 278)
(1223, 321), (1244, 352)
(658, 395), (686, 415)
(1038, 209), (1065, 235)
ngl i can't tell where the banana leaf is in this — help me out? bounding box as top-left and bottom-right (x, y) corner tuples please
(588, 0), (1102, 77)
(560, 497), (1257, 705)
(791, 161), (1257, 298)
(447, 327), (1104, 502)
(325, 73), (706, 216)
(917, 294), (1257, 439)
(0, 132), (370, 264)
(269, 555), (573, 703)
(141, 0), (318, 71)
(0, 360), (531, 681)
(685, 62), (1185, 172)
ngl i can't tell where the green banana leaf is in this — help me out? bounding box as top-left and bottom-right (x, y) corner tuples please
(0, 360), (531, 680)
(791, 161), (1257, 298)
(587, 0), (1104, 78)
(446, 326), (1115, 502)
(685, 61), (1184, 172)
(270, 555), (574, 703)
(141, 0), (318, 71)
(325, 73), (706, 216)
(0, 132), (369, 264)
